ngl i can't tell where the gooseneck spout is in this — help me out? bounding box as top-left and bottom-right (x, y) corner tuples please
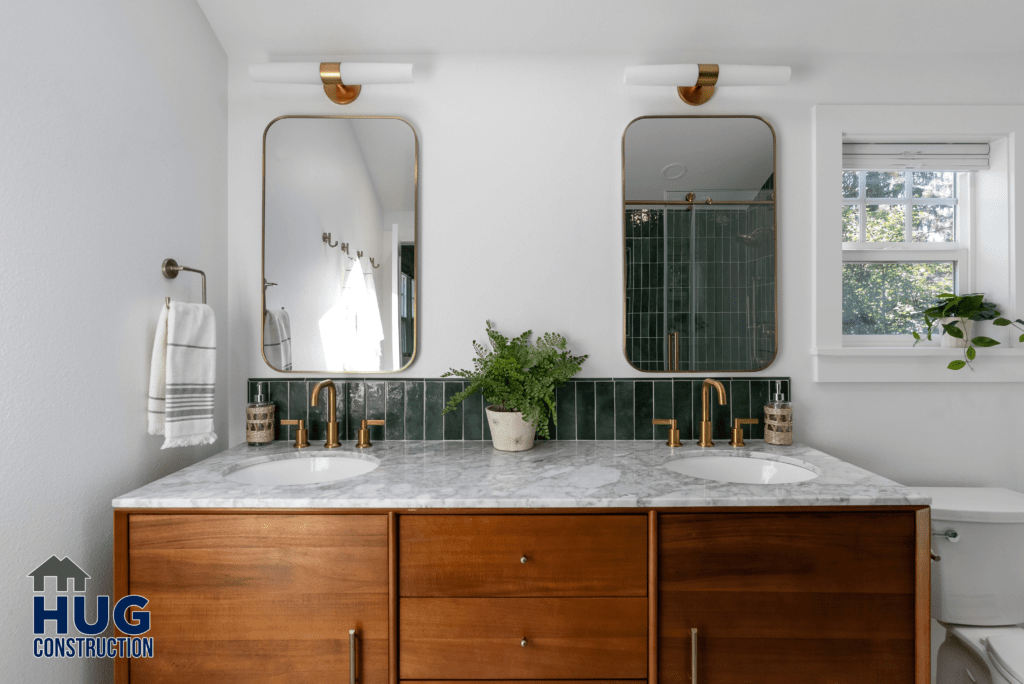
(699, 378), (727, 447)
(311, 379), (340, 448)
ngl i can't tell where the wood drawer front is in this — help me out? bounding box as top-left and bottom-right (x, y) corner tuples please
(128, 514), (389, 684)
(400, 597), (647, 680)
(399, 514), (647, 597)
(659, 511), (918, 684)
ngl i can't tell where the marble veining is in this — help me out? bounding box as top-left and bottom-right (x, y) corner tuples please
(113, 440), (930, 509)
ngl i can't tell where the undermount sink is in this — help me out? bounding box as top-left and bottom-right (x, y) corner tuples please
(224, 454), (379, 485)
(664, 452), (818, 485)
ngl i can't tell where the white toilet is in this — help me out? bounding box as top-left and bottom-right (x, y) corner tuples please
(915, 487), (1024, 684)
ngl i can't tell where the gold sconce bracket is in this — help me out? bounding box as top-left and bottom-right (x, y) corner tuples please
(320, 62), (361, 105)
(678, 64), (719, 106)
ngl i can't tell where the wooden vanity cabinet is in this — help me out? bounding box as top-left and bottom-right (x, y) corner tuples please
(116, 507), (928, 684)
(659, 510), (926, 684)
(120, 513), (389, 684)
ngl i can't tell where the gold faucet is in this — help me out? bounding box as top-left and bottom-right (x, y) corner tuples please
(310, 380), (340, 448)
(699, 378), (727, 447)
(355, 419), (386, 448)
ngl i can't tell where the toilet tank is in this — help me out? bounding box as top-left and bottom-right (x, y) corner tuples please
(915, 488), (1024, 626)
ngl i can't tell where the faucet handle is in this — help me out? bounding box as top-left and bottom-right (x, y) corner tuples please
(729, 418), (759, 447)
(652, 419), (683, 448)
(356, 419), (385, 448)
(280, 419), (310, 449)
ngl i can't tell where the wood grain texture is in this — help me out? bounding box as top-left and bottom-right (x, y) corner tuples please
(389, 511), (398, 684)
(400, 597), (647, 680)
(648, 510), (658, 684)
(402, 681), (646, 684)
(399, 514), (647, 597)
(113, 510), (129, 684)
(128, 514), (388, 684)
(659, 511), (919, 684)
(916, 507), (932, 684)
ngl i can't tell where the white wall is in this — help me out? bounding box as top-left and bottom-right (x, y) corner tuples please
(0, 0), (226, 680)
(229, 52), (1024, 492)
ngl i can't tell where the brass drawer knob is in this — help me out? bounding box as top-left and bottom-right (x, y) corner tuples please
(520, 555), (528, 564)
(521, 638), (528, 647)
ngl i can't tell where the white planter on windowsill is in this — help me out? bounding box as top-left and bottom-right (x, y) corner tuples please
(937, 317), (974, 348)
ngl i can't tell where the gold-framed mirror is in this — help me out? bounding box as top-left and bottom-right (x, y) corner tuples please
(622, 115), (777, 372)
(262, 115), (417, 373)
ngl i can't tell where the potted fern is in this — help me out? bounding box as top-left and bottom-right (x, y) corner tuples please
(914, 293), (1024, 370)
(442, 322), (587, 451)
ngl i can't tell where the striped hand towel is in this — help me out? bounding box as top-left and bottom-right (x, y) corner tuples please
(147, 301), (218, 448)
(263, 308), (292, 371)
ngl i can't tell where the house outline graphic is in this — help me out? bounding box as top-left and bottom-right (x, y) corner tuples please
(27, 556), (90, 592)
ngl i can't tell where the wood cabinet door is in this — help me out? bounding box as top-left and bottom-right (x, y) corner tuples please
(127, 514), (388, 684)
(659, 511), (919, 684)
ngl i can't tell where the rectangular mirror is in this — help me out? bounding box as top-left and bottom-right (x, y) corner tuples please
(623, 115), (776, 372)
(263, 115), (417, 373)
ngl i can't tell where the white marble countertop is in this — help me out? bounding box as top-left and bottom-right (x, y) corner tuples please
(113, 440), (930, 509)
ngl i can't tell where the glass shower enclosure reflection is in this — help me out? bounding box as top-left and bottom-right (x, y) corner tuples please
(623, 116), (777, 372)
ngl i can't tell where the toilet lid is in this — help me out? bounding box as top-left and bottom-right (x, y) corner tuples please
(987, 633), (1024, 684)
(914, 487), (1024, 523)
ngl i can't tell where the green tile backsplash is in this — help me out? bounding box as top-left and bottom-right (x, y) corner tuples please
(249, 376), (791, 443)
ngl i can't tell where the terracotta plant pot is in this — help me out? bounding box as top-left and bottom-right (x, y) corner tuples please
(486, 406), (536, 452)
(939, 317), (975, 348)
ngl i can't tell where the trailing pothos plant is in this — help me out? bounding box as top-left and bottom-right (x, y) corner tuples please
(442, 322), (587, 439)
(913, 293), (1024, 370)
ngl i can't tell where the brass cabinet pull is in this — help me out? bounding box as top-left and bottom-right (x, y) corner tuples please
(691, 627), (698, 683)
(520, 555), (528, 564)
(521, 637), (528, 647)
(349, 629), (356, 684)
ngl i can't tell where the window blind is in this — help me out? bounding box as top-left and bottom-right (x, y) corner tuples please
(842, 143), (989, 171)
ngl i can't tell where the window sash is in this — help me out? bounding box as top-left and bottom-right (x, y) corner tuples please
(842, 170), (958, 244)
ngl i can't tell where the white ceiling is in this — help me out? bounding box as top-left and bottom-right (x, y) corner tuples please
(196, 0), (1024, 60)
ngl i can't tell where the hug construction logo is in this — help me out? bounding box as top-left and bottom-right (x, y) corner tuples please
(28, 556), (154, 659)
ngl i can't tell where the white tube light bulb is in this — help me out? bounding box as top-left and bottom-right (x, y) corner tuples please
(249, 62), (414, 85)
(623, 64), (790, 87)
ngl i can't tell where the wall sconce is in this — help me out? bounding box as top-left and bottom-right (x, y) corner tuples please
(623, 64), (791, 106)
(249, 62), (414, 105)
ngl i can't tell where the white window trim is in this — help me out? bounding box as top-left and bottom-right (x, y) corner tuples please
(812, 105), (1024, 383)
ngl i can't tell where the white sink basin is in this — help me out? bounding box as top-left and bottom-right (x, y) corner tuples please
(224, 454), (378, 485)
(664, 452), (818, 485)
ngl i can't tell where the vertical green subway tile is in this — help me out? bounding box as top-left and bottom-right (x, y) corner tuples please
(482, 403), (492, 441)
(730, 380), (751, 421)
(653, 381), (673, 441)
(633, 381), (653, 440)
(247, 381), (257, 404)
(366, 381), (386, 441)
(555, 383), (576, 440)
(306, 380), (327, 441)
(424, 382), (444, 440)
(345, 381), (366, 441)
(749, 380), (769, 440)
(595, 381), (615, 440)
(385, 382), (405, 440)
(268, 381), (288, 441)
(463, 391), (483, 441)
(286, 381), (308, 442)
(673, 380), (694, 441)
(443, 382), (463, 440)
(614, 381), (634, 440)
(575, 381), (595, 441)
(404, 381), (424, 440)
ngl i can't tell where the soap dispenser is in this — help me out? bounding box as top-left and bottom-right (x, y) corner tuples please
(764, 381), (793, 445)
(246, 382), (276, 446)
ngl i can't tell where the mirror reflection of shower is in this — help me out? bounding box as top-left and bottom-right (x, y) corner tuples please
(623, 116), (777, 372)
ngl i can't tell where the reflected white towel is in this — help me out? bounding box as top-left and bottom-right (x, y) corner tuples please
(263, 308), (292, 371)
(320, 256), (384, 371)
(148, 301), (217, 448)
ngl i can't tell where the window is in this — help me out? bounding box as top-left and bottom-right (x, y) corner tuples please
(841, 169), (970, 343)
